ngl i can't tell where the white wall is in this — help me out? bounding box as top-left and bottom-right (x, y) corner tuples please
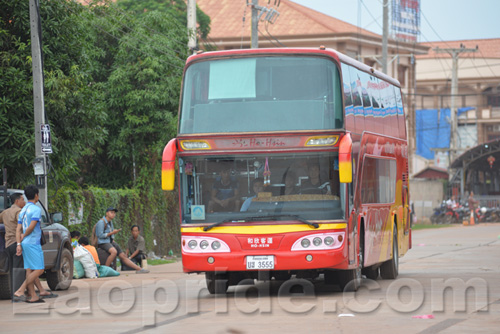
(410, 179), (444, 219)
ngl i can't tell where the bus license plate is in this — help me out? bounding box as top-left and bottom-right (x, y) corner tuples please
(246, 255), (274, 270)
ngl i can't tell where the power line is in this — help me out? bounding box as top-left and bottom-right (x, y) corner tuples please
(478, 48), (498, 77)
(420, 10), (451, 47)
(240, 3), (248, 48)
(264, 20), (285, 47)
(257, 27), (280, 48)
(360, 0), (383, 30)
(417, 62), (500, 75)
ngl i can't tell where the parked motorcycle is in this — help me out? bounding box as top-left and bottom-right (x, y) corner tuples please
(431, 201), (466, 224)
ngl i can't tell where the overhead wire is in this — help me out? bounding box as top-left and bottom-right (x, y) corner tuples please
(360, 0), (383, 30)
(418, 6), (493, 150)
(240, 3), (248, 48)
(264, 19), (285, 47)
(258, 27), (279, 48)
(478, 48), (498, 77)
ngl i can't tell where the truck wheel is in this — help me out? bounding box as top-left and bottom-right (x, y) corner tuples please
(0, 273), (12, 300)
(47, 248), (73, 291)
(205, 272), (228, 294)
(380, 225), (399, 279)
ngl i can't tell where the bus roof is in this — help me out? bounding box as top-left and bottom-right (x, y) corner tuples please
(186, 47), (401, 88)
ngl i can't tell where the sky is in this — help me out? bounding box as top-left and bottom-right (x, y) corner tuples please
(292, 0), (499, 42)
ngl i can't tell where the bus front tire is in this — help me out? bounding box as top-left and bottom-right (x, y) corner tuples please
(338, 241), (363, 292)
(338, 268), (361, 292)
(205, 272), (229, 294)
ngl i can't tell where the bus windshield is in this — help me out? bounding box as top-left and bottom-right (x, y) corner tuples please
(178, 152), (345, 224)
(179, 56), (344, 134)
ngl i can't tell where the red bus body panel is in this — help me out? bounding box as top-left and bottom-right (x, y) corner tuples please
(170, 47), (409, 276)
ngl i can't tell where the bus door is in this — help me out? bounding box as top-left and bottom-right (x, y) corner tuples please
(401, 185), (410, 254)
(347, 182), (357, 266)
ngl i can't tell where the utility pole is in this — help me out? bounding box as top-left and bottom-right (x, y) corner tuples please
(434, 45), (477, 160)
(29, 0), (48, 209)
(382, 0), (389, 74)
(251, 0), (259, 48)
(187, 0), (197, 54)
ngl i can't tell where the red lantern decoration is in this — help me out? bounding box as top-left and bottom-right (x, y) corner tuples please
(487, 155), (495, 169)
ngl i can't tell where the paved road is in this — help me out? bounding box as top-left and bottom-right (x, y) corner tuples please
(1, 223), (499, 334)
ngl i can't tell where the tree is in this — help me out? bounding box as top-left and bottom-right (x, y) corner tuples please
(115, 0), (211, 44)
(77, 2), (190, 188)
(0, 0), (197, 190)
(0, 0), (107, 188)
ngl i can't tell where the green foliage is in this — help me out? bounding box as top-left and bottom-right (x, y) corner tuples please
(51, 186), (180, 255)
(0, 0), (206, 252)
(0, 0), (107, 188)
(115, 0), (211, 40)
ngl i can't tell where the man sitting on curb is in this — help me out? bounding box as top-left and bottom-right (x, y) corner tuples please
(95, 207), (149, 274)
(123, 225), (147, 271)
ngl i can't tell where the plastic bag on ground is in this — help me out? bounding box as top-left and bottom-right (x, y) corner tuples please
(97, 264), (120, 277)
(74, 244), (99, 278)
(73, 260), (85, 279)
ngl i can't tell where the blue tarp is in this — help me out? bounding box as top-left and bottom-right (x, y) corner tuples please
(415, 107), (475, 160)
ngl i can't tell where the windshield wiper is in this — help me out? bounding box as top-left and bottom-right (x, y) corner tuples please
(250, 215), (319, 229)
(203, 214), (318, 232)
(203, 219), (241, 232)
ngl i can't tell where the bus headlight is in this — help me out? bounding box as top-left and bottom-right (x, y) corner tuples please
(301, 239), (311, 248)
(291, 233), (345, 251)
(324, 236), (334, 246)
(182, 236), (230, 253)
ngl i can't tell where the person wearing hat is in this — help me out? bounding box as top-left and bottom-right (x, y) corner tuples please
(95, 207), (149, 274)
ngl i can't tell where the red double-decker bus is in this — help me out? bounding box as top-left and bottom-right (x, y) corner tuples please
(162, 47), (411, 294)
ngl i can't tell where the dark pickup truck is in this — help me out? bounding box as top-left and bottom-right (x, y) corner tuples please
(0, 189), (73, 299)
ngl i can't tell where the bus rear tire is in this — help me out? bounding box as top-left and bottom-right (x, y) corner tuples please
(362, 266), (379, 280)
(206, 272), (229, 294)
(380, 225), (399, 279)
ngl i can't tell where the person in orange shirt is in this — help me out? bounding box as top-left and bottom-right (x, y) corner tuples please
(78, 236), (100, 265)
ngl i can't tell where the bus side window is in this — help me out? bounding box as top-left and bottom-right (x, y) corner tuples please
(341, 63), (355, 132)
(394, 87), (406, 139)
(384, 84), (398, 138)
(358, 71), (373, 133)
(349, 67), (364, 135)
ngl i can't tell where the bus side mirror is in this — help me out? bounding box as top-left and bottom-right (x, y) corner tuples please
(339, 133), (352, 183)
(162, 138), (178, 191)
